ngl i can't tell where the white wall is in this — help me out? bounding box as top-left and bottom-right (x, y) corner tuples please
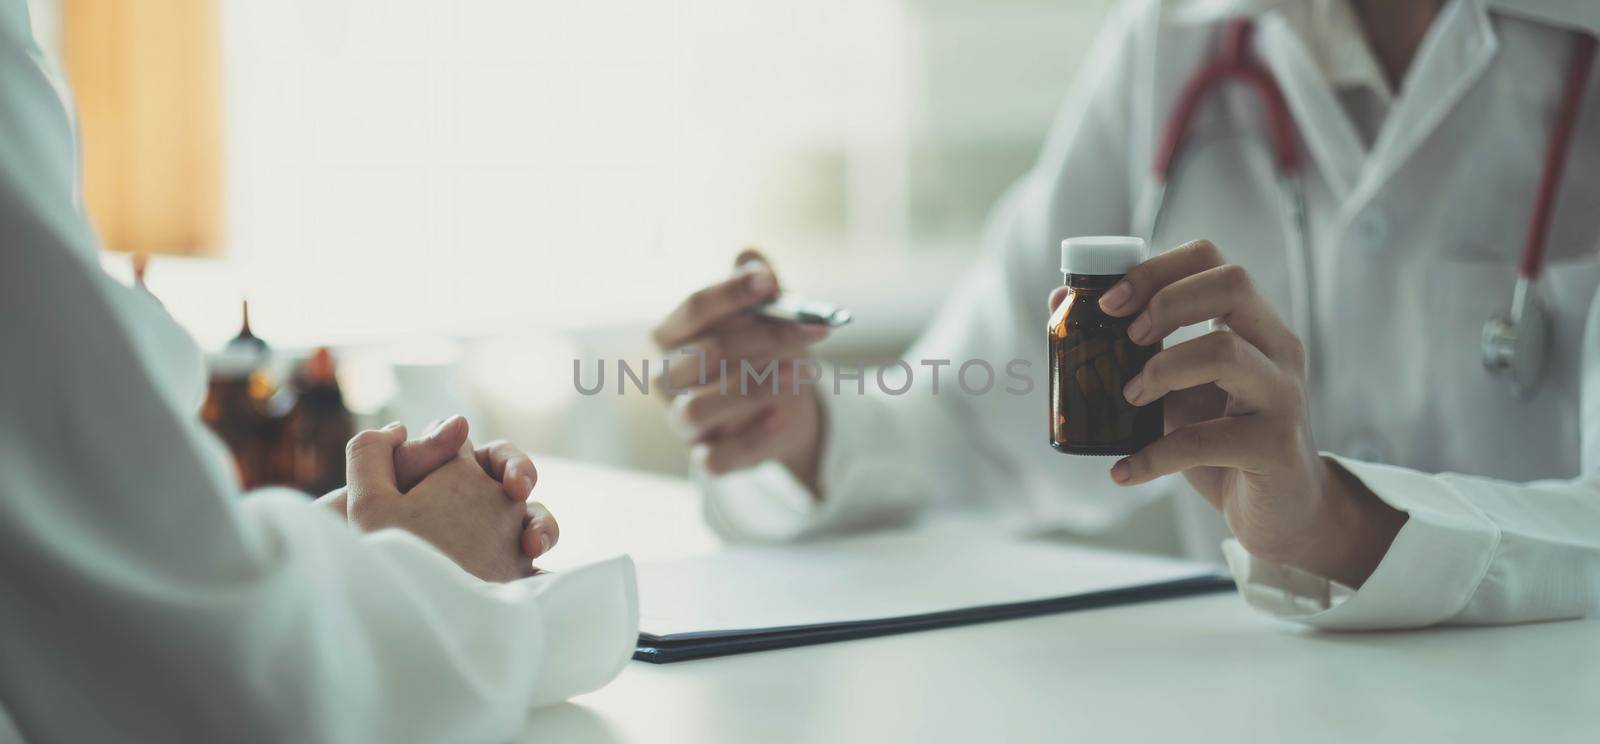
(45, 0), (1120, 474)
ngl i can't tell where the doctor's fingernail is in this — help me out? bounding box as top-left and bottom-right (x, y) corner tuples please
(1110, 459), (1131, 484)
(539, 533), (552, 554)
(1123, 375), (1145, 405)
(1099, 282), (1132, 311)
(1127, 314), (1152, 342)
(747, 271), (776, 297)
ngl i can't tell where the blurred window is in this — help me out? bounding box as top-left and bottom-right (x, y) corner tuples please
(42, 0), (1115, 347)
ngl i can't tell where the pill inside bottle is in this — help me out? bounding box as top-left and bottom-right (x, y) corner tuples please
(1049, 236), (1163, 456)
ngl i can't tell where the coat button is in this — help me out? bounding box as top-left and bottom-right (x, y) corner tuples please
(1352, 205), (1392, 251)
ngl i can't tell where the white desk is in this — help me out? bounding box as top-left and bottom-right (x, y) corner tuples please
(522, 458), (1600, 743)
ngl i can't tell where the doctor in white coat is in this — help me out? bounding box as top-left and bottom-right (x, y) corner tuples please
(0, 3), (636, 741)
(655, 0), (1600, 629)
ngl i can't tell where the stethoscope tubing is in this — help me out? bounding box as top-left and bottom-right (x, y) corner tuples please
(1522, 34), (1596, 281)
(1143, 17), (1595, 396)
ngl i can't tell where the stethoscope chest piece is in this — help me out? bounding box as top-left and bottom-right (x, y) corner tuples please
(1478, 33), (1593, 398)
(1482, 277), (1548, 399)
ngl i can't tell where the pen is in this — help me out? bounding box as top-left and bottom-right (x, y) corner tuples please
(755, 295), (853, 327)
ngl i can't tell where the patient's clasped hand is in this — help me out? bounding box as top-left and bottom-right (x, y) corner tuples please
(315, 415), (559, 582)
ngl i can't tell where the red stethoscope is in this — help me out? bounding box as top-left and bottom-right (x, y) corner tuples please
(1141, 18), (1596, 398)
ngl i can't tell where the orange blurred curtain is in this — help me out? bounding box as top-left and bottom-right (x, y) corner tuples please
(62, 0), (225, 256)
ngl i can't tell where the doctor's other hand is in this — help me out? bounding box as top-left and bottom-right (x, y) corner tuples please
(1059, 239), (1407, 588)
(652, 249), (831, 494)
(342, 423), (555, 582)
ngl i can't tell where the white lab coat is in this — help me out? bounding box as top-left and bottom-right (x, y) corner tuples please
(703, 0), (1600, 630)
(0, 5), (636, 741)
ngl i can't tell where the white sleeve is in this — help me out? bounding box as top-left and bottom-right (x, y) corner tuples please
(699, 388), (964, 542)
(0, 25), (636, 741)
(1224, 462), (1600, 628)
(701, 1), (1169, 542)
(0, 193), (638, 743)
(1223, 286), (1600, 629)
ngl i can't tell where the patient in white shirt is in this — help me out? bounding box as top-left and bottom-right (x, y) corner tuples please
(0, 4), (636, 741)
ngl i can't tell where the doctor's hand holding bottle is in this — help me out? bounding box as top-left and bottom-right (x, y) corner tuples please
(652, 249), (832, 494)
(1056, 239), (1408, 588)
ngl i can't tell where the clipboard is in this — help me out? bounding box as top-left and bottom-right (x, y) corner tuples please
(633, 531), (1234, 664)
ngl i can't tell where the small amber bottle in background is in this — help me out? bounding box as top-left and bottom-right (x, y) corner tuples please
(202, 302), (276, 487)
(202, 360), (267, 487)
(1049, 237), (1162, 456)
(283, 348), (355, 495)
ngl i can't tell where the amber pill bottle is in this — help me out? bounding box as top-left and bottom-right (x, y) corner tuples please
(1049, 236), (1163, 456)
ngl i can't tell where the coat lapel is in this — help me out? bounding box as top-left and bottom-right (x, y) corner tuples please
(1354, 0), (1499, 203)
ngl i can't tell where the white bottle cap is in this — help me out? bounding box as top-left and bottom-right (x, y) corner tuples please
(1060, 236), (1146, 276)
